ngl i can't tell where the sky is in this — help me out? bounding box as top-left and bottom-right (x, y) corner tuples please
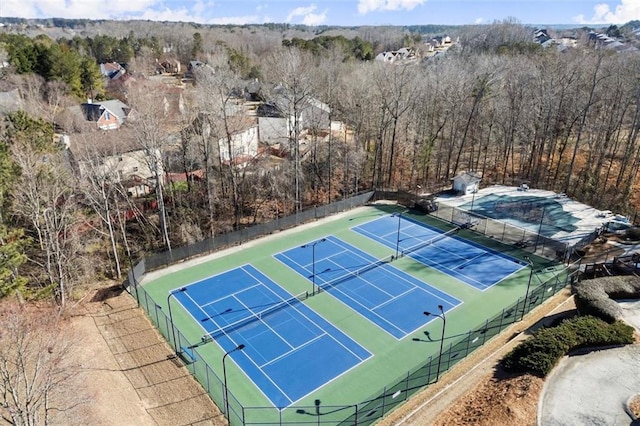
(2, 0), (640, 27)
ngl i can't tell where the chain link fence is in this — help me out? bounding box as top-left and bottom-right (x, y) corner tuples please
(123, 190), (577, 425)
(140, 191), (375, 272)
(429, 202), (603, 263)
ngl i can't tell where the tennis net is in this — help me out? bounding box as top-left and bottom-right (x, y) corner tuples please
(204, 291), (308, 340)
(315, 254), (393, 294)
(400, 227), (460, 258)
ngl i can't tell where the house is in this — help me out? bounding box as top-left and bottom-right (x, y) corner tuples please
(534, 29), (552, 45)
(156, 59), (181, 75)
(452, 171), (482, 195)
(256, 88), (333, 144)
(182, 113), (260, 166)
(374, 47), (417, 64)
(100, 62), (126, 80)
(80, 99), (131, 130)
(218, 116), (259, 165)
(68, 133), (164, 198)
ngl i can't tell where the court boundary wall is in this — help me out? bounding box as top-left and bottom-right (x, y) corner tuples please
(123, 190), (578, 426)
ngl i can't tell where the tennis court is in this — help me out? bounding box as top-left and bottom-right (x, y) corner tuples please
(137, 203), (569, 424)
(275, 235), (461, 339)
(171, 264), (372, 407)
(353, 215), (525, 290)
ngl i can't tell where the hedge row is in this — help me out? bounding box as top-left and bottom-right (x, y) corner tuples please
(501, 316), (634, 377)
(574, 275), (640, 322)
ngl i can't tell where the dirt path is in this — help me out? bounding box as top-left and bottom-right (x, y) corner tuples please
(61, 286), (226, 426)
(377, 289), (576, 426)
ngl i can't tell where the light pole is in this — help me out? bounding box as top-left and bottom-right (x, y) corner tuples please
(470, 189), (476, 213)
(522, 256), (535, 321)
(167, 287), (186, 352)
(301, 238), (326, 295)
(423, 305), (446, 382)
(223, 344), (245, 422)
(414, 184), (422, 208)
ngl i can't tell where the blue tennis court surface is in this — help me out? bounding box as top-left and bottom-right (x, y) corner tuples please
(172, 265), (371, 408)
(353, 215), (525, 290)
(275, 236), (461, 339)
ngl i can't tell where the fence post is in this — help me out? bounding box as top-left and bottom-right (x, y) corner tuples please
(404, 370), (410, 395)
(381, 386), (387, 417)
(354, 404), (358, 425)
(154, 303), (161, 327)
(205, 360), (211, 392)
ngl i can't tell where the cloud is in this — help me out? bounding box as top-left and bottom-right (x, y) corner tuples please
(302, 11), (327, 26)
(1, 0), (241, 24)
(574, 0), (640, 24)
(474, 17), (485, 24)
(286, 4), (327, 26)
(192, 0), (215, 16)
(358, 0), (426, 15)
(286, 5), (316, 22)
(2, 0), (157, 20)
(139, 7), (205, 23)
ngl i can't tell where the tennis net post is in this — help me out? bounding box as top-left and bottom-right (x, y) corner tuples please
(202, 291), (308, 341)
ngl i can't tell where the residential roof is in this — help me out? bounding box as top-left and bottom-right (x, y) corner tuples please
(80, 99), (130, 123)
(100, 62), (126, 80)
(97, 100), (131, 121)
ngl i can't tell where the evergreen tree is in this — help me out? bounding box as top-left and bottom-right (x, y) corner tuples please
(0, 225), (29, 298)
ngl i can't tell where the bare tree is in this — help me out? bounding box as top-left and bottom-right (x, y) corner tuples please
(0, 302), (85, 425)
(194, 56), (249, 229)
(6, 114), (79, 307)
(262, 47), (318, 212)
(125, 82), (173, 252)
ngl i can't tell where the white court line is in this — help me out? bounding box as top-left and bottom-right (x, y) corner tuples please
(275, 242), (350, 278)
(236, 264), (372, 404)
(318, 256), (407, 338)
(200, 282), (262, 310)
(260, 332), (327, 368)
(233, 294), (296, 351)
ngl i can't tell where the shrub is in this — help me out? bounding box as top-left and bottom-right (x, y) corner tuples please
(501, 316), (634, 377)
(573, 276), (640, 322)
(625, 227), (640, 241)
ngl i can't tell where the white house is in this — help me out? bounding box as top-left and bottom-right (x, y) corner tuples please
(452, 171), (482, 195)
(70, 134), (164, 197)
(258, 114), (294, 146)
(218, 117), (259, 164)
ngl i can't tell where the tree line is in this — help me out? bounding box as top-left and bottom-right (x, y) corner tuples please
(1, 20), (640, 309)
